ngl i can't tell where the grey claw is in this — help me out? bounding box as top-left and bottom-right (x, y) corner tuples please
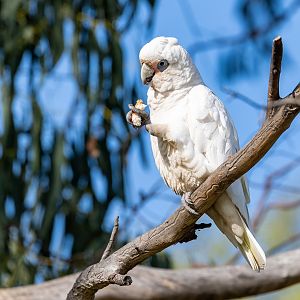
(131, 107), (149, 119)
(126, 110), (133, 125)
(127, 104), (150, 126)
(181, 192), (199, 215)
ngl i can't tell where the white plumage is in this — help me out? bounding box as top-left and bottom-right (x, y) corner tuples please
(138, 37), (266, 271)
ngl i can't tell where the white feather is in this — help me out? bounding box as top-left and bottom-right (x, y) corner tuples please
(140, 36), (266, 270)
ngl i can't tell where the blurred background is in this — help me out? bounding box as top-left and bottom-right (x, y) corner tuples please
(0, 0), (300, 299)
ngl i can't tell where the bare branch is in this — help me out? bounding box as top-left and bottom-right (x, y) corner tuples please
(267, 235), (300, 257)
(94, 249), (300, 300)
(267, 36), (283, 117)
(2, 249), (300, 300)
(272, 83), (300, 108)
(268, 199), (300, 210)
(250, 181), (300, 195)
(223, 86), (265, 110)
(188, 1), (300, 55)
(100, 217), (119, 262)
(252, 157), (300, 230)
(224, 84), (300, 111)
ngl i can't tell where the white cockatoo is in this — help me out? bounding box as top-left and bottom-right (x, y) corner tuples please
(127, 37), (266, 271)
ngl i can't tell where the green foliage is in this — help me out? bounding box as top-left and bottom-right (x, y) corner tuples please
(0, 0), (155, 286)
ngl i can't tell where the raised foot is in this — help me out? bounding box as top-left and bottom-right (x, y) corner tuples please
(126, 104), (150, 128)
(181, 192), (199, 215)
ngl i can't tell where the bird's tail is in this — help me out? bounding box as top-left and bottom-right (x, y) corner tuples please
(207, 194), (266, 272)
(237, 214), (266, 272)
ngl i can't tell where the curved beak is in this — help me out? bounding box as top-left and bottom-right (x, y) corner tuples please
(141, 63), (155, 85)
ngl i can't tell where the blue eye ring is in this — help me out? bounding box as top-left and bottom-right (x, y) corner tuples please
(157, 59), (169, 72)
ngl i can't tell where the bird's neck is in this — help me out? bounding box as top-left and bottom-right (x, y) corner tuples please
(147, 63), (204, 111)
(147, 82), (199, 112)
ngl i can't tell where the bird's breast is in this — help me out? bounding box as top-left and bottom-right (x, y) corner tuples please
(148, 93), (210, 194)
(150, 122), (209, 195)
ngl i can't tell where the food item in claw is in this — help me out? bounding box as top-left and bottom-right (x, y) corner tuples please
(132, 99), (147, 127)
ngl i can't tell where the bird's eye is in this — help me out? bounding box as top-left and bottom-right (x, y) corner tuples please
(157, 59), (169, 72)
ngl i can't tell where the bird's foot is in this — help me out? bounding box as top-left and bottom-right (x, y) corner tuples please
(181, 192), (199, 215)
(126, 104), (150, 128)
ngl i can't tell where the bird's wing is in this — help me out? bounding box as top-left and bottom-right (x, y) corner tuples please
(188, 84), (250, 224)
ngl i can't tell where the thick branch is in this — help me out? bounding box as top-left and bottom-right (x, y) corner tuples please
(94, 248), (300, 300)
(66, 37), (300, 299)
(1, 249), (300, 300)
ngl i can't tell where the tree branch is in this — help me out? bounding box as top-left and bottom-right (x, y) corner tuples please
(1, 249), (300, 300)
(267, 36), (283, 117)
(223, 86), (265, 110)
(188, 1), (300, 55)
(224, 83), (300, 112)
(100, 216), (119, 262)
(94, 248), (300, 300)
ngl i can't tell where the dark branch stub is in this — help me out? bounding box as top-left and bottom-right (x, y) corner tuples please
(179, 223), (212, 243)
(108, 274), (132, 286)
(196, 223), (212, 230)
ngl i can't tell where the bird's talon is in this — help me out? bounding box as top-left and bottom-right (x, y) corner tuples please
(132, 107), (149, 119)
(181, 192), (199, 215)
(127, 104), (150, 127)
(126, 110), (134, 125)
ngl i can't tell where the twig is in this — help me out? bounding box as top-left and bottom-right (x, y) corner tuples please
(272, 83), (300, 108)
(100, 216), (119, 262)
(266, 233), (300, 257)
(223, 85), (300, 112)
(267, 36), (283, 117)
(223, 87), (265, 110)
(252, 157), (300, 230)
(188, 1), (300, 55)
(250, 181), (300, 195)
(177, 0), (202, 36)
(268, 199), (300, 210)
(226, 252), (240, 266)
(67, 37), (300, 300)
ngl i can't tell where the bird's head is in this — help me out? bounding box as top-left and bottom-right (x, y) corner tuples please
(139, 37), (202, 93)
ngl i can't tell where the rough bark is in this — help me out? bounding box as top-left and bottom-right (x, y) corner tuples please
(1, 249), (300, 300)
(94, 248), (300, 300)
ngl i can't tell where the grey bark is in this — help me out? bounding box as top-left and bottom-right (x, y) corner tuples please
(1, 249), (300, 300)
